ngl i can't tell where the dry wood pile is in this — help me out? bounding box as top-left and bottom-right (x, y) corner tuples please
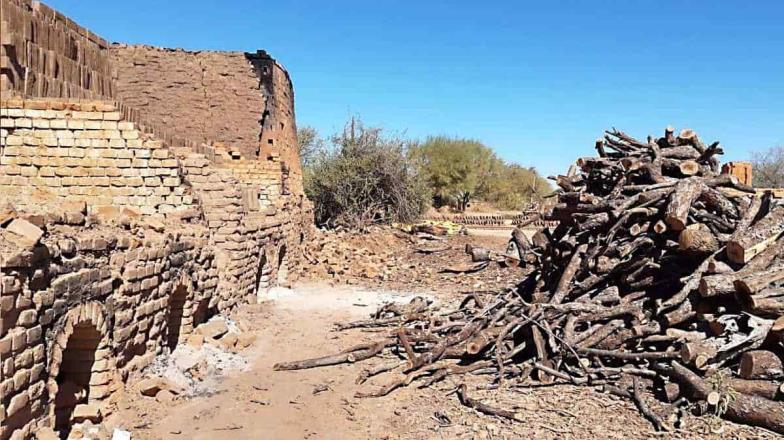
(278, 127), (784, 434)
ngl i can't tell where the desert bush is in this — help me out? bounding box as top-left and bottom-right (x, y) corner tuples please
(304, 118), (430, 228)
(751, 145), (784, 188)
(297, 125), (325, 168)
(483, 163), (551, 211)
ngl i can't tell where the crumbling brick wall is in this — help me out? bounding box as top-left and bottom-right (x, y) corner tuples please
(0, 1), (314, 438)
(0, 0), (114, 99)
(109, 46), (299, 166)
(0, 98), (313, 439)
(0, 209), (219, 438)
(246, 51), (301, 186)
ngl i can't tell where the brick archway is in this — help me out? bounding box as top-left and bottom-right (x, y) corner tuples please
(277, 244), (289, 287)
(167, 282), (190, 351)
(47, 302), (118, 438)
(255, 250), (270, 298)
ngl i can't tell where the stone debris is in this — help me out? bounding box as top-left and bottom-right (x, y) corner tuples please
(4, 218), (44, 246)
(0, 1), (311, 438)
(111, 429), (132, 440)
(196, 318), (229, 340)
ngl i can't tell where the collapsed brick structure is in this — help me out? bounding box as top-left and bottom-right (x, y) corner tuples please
(0, 1), (312, 438)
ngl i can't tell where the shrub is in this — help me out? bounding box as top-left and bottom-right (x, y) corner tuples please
(304, 118), (430, 228)
(751, 145), (784, 188)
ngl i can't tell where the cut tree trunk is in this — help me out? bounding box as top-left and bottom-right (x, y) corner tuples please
(739, 350), (784, 380)
(681, 340), (720, 369)
(742, 291), (784, 317)
(678, 224), (719, 256)
(469, 247), (492, 262)
(665, 178), (703, 231)
(728, 378), (784, 401)
(734, 259), (784, 295)
(726, 207), (784, 264)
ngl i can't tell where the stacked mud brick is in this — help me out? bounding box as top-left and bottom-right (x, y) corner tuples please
(0, 100), (196, 215)
(0, 1), (313, 439)
(0, 0), (113, 98)
(1, 204), (218, 438)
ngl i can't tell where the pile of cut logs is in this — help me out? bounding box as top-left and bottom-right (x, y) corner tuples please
(276, 127), (784, 433)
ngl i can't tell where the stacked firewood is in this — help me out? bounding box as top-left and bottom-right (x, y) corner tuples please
(276, 127), (784, 433)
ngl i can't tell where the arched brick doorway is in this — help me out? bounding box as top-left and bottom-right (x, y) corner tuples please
(277, 244), (289, 287)
(48, 303), (116, 439)
(192, 299), (210, 328)
(167, 283), (188, 351)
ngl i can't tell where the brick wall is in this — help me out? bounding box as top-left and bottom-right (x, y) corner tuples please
(246, 51), (301, 180)
(0, 99), (314, 439)
(0, 99), (197, 215)
(110, 46), (297, 163)
(0, 214), (217, 438)
(0, 0), (114, 99)
(0, 1), (314, 436)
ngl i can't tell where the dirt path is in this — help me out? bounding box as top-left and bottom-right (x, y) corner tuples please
(118, 283), (418, 440)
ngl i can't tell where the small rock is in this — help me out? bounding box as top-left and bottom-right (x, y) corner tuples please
(155, 389), (175, 403)
(219, 332), (238, 350)
(143, 216), (166, 232)
(71, 403), (102, 423)
(33, 427), (59, 440)
(197, 319), (228, 339)
(0, 203), (16, 227)
(186, 333), (204, 348)
(4, 218), (44, 246)
(136, 377), (178, 397)
(236, 332), (256, 349)
(112, 428), (132, 440)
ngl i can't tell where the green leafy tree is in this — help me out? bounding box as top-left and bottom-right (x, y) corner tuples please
(411, 136), (549, 211)
(297, 125), (325, 168)
(484, 163), (551, 210)
(410, 136), (498, 211)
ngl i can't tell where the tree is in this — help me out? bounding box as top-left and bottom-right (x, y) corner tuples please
(410, 136), (498, 211)
(751, 145), (784, 188)
(484, 163), (552, 211)
(304, 117), (430, 228)
(297, 126), (325, 167)
(411, 136), (550, 211)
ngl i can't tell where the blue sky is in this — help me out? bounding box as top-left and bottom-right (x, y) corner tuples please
(48, 0), (783, 177)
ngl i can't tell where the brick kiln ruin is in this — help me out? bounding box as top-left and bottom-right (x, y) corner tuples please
(0, 1), (312, 438)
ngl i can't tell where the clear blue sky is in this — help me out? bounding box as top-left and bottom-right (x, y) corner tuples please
(48, 0), (783, 177)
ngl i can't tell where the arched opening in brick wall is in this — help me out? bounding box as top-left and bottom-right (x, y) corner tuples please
(255, 251), (270, 299)
(167, 284), (188, 351)
(277, 244), (289, 287)
(49, 303), (115, 439)
(54, 323), (101, 435)
(192, 299), (217, 328)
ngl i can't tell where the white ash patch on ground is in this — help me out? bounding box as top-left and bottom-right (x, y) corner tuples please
(142, 320), (249, 397)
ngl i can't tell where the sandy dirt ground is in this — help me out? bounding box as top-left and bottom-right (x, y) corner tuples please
(107, 233), (776, 440)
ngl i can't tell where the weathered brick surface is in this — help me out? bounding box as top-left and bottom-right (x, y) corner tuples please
(109, 46), (265, 160)
(0, 98), (314, 439)
(0, 0), (114, 99)
(0, 2), (313, 438)
(0, 100), (197, 216)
